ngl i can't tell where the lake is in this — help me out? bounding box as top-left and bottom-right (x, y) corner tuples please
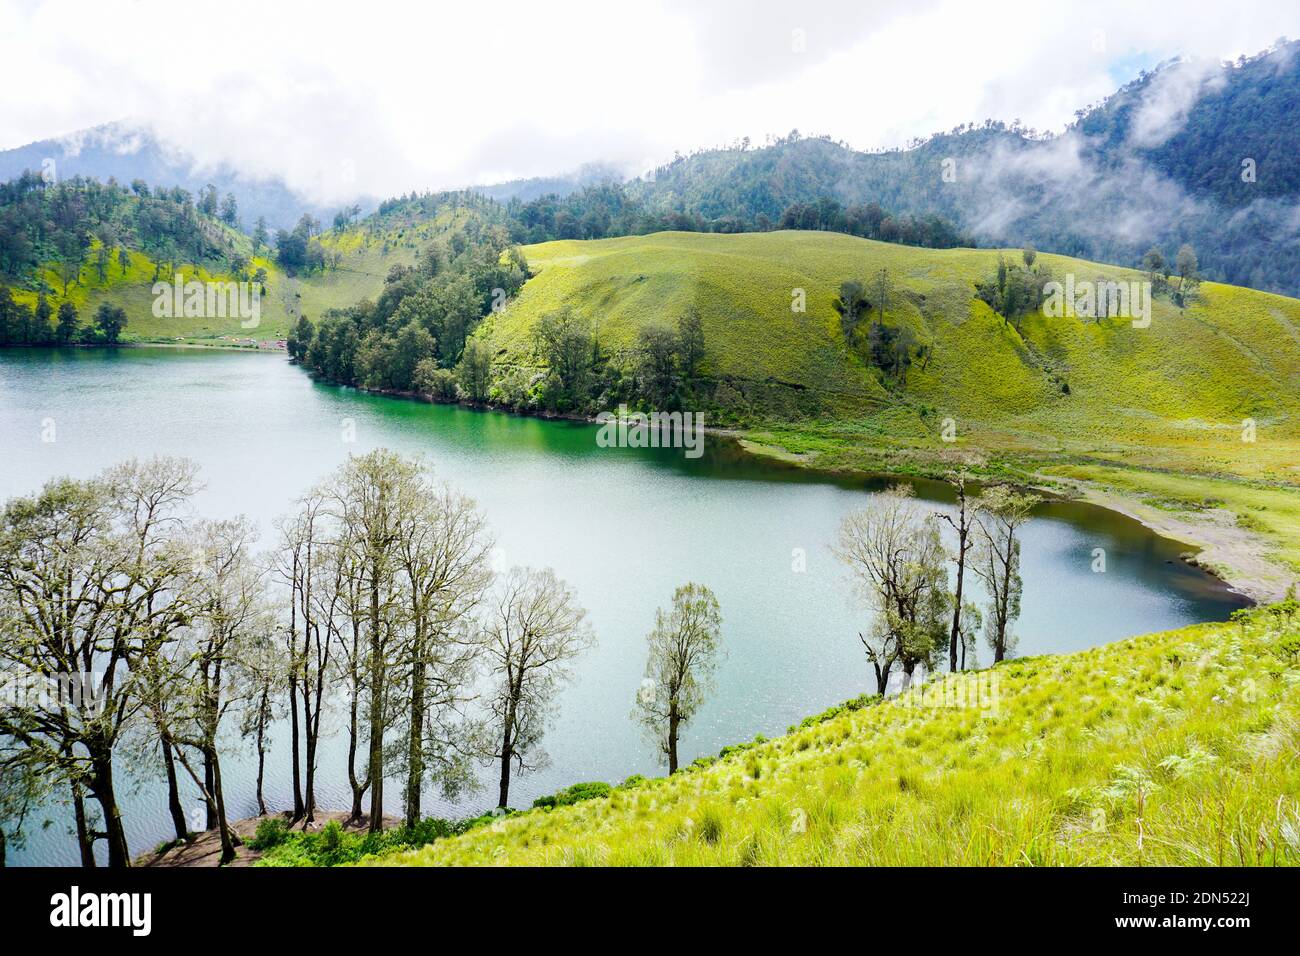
(0, 347), (1248, 865)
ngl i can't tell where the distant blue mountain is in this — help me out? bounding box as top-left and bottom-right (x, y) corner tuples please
(0, 122), (362, 233)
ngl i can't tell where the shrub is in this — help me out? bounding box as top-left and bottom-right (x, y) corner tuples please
(790, 693), (881, 732)
(414, 360), (458, 400)
(532, 781), (612, 810)
(257, 816), (480, 867)
(249, 817), (289, 851)
(318, 820), (346, 864)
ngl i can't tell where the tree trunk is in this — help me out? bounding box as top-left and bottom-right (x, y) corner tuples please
(89, 754), (129, 868)
(347, 619), (368, 823)
(497, 700), (517, 809)
(667, 706), (680, 774)
(208, 747), (237, 865)
(161, 739), (189, 840)
(203, 750), (216, 830)
(994, 542), (1012, 662)
(301, 545), (317, 823)
(367, 564), (384, 834)
(873, 660), (893, 696)
(71, 779), (96, 867)
(347, 682), (366, 821)
(303, 690), (317, 824)
(289, 673), (302, 820)
(994, 584), (1010, 663)
(949, 538), (967, 672)
(254, 689), (269, 816)
(405, 623), (425, 827)
(289, 553), (304, 821)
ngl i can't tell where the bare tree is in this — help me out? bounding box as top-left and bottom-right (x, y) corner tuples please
(274, 493), (336, 824)
(936, 471), (977, 672)
(872, 267), (894, 325)
(394, 480), (494, 825)
(0, 457), (199, 867)
(973, 485), (1040, 662)
(238, 627), (283, 817)
(329, 450), (424, 833)
(478, 567), (594, 808)
(633, 583), (722, 774)
(148, 516), (269, 865)
(834, 484), (950, 693)
(325, 542), (372, 822)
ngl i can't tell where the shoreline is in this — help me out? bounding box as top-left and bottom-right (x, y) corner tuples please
(8, 343), (1289, 602)
(133, 809), (402, 867)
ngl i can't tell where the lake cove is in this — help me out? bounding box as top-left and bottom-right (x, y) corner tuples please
(0, 346), (1248, 865)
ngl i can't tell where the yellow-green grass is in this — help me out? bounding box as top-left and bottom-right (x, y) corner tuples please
(369, 605), (1300, 866)
(11, 227), (417, 343)
(1044, 463), (1300, 576)
(480, 231), (1300, 481)
(478, 230), (1300, 590)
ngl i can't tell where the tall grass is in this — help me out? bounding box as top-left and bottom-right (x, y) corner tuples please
(368, 603), (1300, 867)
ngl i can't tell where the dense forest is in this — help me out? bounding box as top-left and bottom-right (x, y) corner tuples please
(0, 172), (241, 288)
(287, 197), (526, 393)
(0, 173), (260, 345)
(499, 181), (973, 249)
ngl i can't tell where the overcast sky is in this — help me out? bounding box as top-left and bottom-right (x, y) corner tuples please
(1, 0), (1297, 201)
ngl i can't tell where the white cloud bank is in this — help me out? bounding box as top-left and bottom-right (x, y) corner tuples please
(0, 0), (1296, 202)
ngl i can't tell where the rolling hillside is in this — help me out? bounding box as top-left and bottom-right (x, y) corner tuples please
(8, 233), (407, 343)
(477, 230), (1300, 476)
(0, 190), (493, 342)
(95, 195), (490, 340)
(367, 602), (1300, 866)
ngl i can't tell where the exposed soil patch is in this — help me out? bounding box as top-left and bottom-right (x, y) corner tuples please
(133, 810), (403, 868)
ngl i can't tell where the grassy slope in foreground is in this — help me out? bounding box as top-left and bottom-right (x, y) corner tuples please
(370, 605), (1300, 866)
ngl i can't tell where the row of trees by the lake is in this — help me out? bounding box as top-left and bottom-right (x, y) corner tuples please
(0, 451), (725, 866)
(0, 450), (1037, 867)
(0, 287), (126, 346)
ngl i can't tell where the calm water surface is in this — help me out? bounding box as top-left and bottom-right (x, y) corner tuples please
(0, 347), (1247, 864)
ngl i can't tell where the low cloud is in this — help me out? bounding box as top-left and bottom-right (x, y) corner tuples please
(1126, 57), (1227, 149)
(1, 0), (1296, 204)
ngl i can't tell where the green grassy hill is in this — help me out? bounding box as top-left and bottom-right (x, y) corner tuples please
(472, 230), (1300, 595)
(479, 231), (1300, 472)
(366, 602), (1299, 866)
(4, 188), (500, 343)
(11, 227), (415, 343)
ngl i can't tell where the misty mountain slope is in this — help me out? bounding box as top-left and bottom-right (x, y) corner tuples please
(616, 41), (1300, 297)
(1077, 46), (1300, 206)
(0, 122), (353, 233)
(474, 162), (625, 203)
(477, 230), (1300, 465)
